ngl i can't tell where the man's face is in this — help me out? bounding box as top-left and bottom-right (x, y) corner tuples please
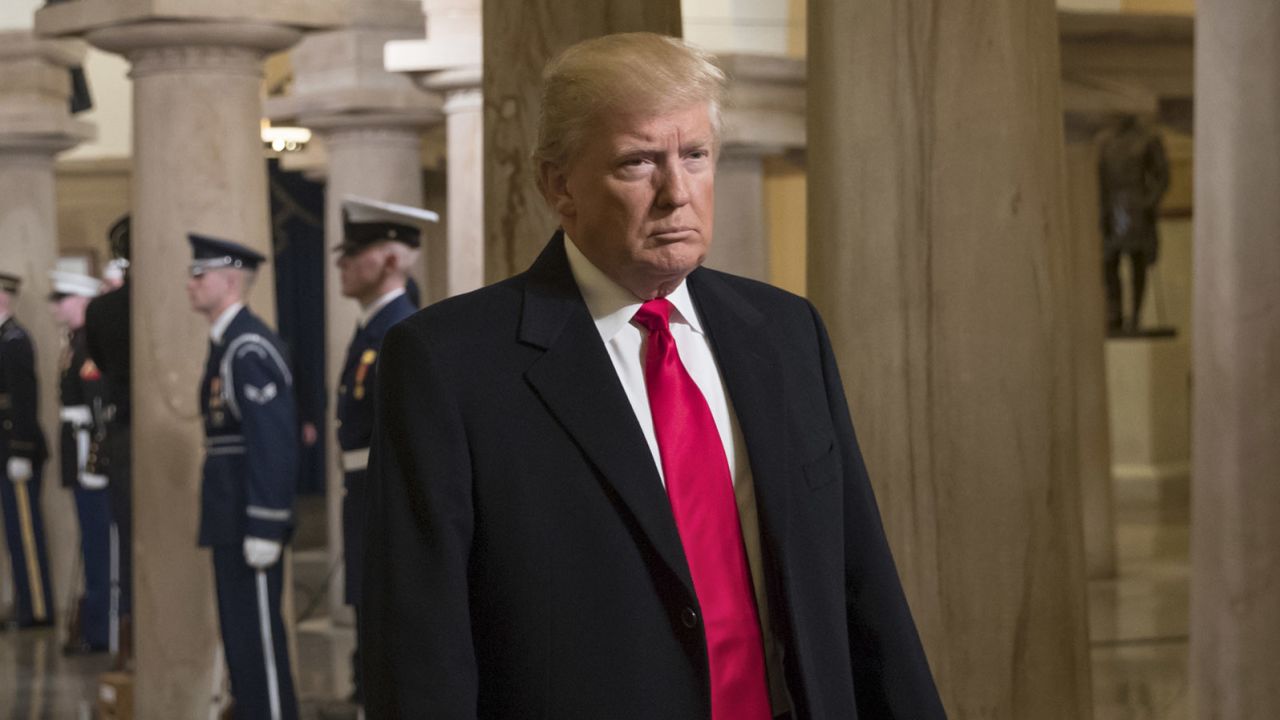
(549, 102), (716, 299)
(186, 268), (236, 316)
(337, 243), (392, 301)
(49, 295), (82, 327)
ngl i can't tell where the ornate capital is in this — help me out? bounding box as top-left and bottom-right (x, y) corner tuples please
(86, 22), (302, 79)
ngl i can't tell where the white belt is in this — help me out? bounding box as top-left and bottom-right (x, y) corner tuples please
(342, 448), (370, 473)
(60, 405), (93, 426)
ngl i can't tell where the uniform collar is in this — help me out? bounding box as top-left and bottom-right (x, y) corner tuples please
(0, 312), (9, 328)
(563, 232), (703, 344)
(210, 302), (244, 344)
(359, 287), (406, 329)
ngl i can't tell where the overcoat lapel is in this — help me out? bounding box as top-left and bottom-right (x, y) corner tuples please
(687, 269), (792, 591)
(519, 234), (696, 598)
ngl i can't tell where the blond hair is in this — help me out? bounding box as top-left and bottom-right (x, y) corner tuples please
(534, 32), (727, 177)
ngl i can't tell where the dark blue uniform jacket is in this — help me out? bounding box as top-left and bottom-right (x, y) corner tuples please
(198, 307), (299, 547)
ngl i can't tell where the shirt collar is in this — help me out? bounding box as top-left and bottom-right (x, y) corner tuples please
(563, 233), (703, 343)
(0, 312), (9, 327)
(359, 287), (406, 328)
(210, 302), (243, 344)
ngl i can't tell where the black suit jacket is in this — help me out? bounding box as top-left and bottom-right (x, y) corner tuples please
(362, 234), (944, 719)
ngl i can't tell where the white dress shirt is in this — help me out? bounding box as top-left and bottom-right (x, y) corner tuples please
(564, 236), (790, 714)
(359, 287), (406, 329)
(210, 302), (244, 344)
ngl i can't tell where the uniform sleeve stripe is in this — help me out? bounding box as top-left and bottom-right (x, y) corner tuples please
(247, 506), (292, 522)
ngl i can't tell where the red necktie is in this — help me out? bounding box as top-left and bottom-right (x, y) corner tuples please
(633, 298), (771, 720)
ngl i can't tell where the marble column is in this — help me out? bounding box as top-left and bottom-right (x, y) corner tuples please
(807, 2), (1093, 717)
(707, 53), (805, 283)
(266, 0), (441, 636)
(0, 31), (95, 619)
(708, 150), (769, 280)
(38, 9), (313, 713)
(1191, 2), (1280, 717)
(425, 67), (484, 298)
(387, 0), (486, 299)
(482, 0), (681, 282)
(1064, 129), (1117, 580)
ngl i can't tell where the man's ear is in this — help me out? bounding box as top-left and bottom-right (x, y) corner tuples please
(538, 161), (575, 218)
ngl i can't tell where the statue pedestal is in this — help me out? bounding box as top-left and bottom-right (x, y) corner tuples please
(1106, 333), (1190, 520)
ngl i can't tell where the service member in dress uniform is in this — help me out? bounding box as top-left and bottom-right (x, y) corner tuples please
(334, 196), (436, 708)
(186, 234), (300, 720)
(0, 271), (55, 629)
(83, 214), (133, 665)
(48, 270), (114, 653)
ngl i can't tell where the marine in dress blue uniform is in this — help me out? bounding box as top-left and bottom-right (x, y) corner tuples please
(0, 271), (55, 629)
(49, 270), (114, 653)
(188, 235), (299, 720)
(333, 196), (436, 708)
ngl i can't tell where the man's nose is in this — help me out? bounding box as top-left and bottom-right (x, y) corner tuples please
(656, 162), (692, 208)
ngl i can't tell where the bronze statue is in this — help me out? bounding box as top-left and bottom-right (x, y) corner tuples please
(1099, 115), (1170, 335)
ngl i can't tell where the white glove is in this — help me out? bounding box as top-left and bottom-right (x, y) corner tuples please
(243, 537), (282, 569)
(6, 457), (32, 483)
(79, 472), (108, 490)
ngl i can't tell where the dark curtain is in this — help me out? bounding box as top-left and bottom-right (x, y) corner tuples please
(269, 158), (327, 495)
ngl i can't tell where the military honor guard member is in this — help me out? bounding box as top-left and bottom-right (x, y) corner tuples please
(333, 196), (436, 708)
(0, 270), (55, 629)
(187, 234), (300, 720)
(48, 270), (114, 653)
(84, 215), (134, 664)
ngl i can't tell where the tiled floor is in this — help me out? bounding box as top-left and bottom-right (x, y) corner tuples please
(1089, 478), (1190, 720)
(0, 481), (1191, 718)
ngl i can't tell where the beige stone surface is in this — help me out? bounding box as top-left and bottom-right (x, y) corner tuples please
(807, 1), (1093, 717)
(1065, 141), (1117, 580)
(705, 53), (805, 283)
(1106, 338), (1191, 477)
(1190, 1), (1280, 718)
(54, 158), (132, 268)
(481, 0), (681, 282)
(35, 0), (342, 38)
(83, 20), (300, 718)
(0, 31), (95, 622)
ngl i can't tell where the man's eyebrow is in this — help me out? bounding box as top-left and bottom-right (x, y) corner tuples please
(613, 137), (713, 156)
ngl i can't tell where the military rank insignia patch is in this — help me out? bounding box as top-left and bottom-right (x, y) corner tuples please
(245, 382), (278, 405)
(354, 349), (377, 400)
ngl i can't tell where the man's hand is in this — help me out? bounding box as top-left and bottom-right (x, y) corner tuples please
(301, 422), (318, 448)
(6, 457), (32, 483)
(243, 537), (282, 569)
(79, 472), (108, 490)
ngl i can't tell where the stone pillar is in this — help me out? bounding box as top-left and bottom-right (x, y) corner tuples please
(266, 1), (441, 644)
(482, 0), (681, 282)
(36, 3), (326, 710)
(387, 0), (486, 299)
(1191, 2), (1280, 717)
(425, 67), (484, 297)
(807, 2), (1093, 717)
(1064, 128), (1117, 580)
(0, 31), (95, 618)
(706, 53), (805, 283)
(707, 150), (769, 280)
